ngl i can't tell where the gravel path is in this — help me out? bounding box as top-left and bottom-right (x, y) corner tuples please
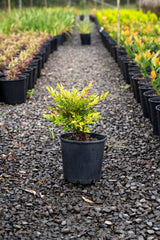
(0, 27), (160, 240)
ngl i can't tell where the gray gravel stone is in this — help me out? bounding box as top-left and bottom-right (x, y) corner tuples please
(0, 25), (160, 240)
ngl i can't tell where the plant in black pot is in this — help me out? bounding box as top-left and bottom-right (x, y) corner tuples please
(0, 59), (27, 105)
(43, 82), (109, 184)
(147, 52), (160, 134)
(76, 19), (94, 45)
(132, 50), (151, 102)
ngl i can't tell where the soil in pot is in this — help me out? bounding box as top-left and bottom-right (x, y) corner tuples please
(149, 96), (160, 135)
(61, 133), (107, 184)
(138, 78), (151, 87)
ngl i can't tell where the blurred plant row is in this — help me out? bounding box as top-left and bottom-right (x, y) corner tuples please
(0, 7), (75, 35)
(96, 8), (160, 93)
(0, 7), (75, 80)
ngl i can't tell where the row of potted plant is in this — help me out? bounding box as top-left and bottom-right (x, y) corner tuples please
(0, 8), (76, 104)
(0, 7), (75, 37)
(0, 31), (58, 104)
(95, 9), (160, 137)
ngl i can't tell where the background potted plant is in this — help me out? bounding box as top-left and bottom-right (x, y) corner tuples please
(76, 18), (94, 45)
(43, 82), (109, 184)
(147, 52), (160, 134)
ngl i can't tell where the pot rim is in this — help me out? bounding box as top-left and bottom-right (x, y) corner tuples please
(156, 105), (160, 111)
(148, 96), (160, 103)
(80, 33), (91, 36)
(61, 132), (107, 144)
(143, 89), (156, 96)
(138, 85), (153, 90)
(0, 76), (26, 82)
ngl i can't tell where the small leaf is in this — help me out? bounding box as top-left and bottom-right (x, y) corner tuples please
(82, 196), (94, 204)
(120, 84), (130, 89)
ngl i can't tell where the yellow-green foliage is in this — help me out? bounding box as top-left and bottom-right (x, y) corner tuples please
(43, 82), (109, 135)
(97, 9), (158, 25)
(150, 51), (160, 94)
(76, 19), (94, 34)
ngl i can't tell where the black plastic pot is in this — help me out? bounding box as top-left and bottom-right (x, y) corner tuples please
(0, 76), (27, 105)
(80, 15), (84, 21)
(111, 44), (118, 62)
(19, 73), (29, 94)
(155, 105), (160, 136)
(57, 34), (64, 46)
(89, 15), (95, 22)
(148, 96), (160, 135)
(32, 64), (37, 86)
(33, 56), (42, 78)
(101, 32), (110, 50)
(143, 89), (157, 121)
(119, 57), (130, 82)
(38, 49), (45, 69)
(95, 19), (101, 32)
(0, 73), (6, 101)
(61, 133), (107, 184)
(43, 40), (51, 62)
(132, 73), (144, 103)
(108, 38), (117, 56)
(139, 85), (153, 118)
(129, 70), (141, 95)
(29, 61), (38, 86)
(116, 47), (127, 67)
(22, 68), (34, 90)
(50, 36), (58, 52)
(80, 33), (91, 45)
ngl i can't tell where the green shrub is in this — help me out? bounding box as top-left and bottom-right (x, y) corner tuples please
(43, 82), (109, 141)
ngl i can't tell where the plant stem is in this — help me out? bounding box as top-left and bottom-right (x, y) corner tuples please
(117, 0), (120, 48)
(8, 0), (11, 15)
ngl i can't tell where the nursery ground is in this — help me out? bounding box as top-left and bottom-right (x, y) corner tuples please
(0, 28), (160, 240)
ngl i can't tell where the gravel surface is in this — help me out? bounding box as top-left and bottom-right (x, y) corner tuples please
(0, 27), (160, 240)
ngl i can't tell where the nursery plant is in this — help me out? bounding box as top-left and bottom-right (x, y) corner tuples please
(43, 82), (109, 141)
(150, 51), (160, 94)
(43, 82), (109, 184)
(76, 18), (94, 45)
(134, 50), (151, 77)
(76, 18), (94, 34)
